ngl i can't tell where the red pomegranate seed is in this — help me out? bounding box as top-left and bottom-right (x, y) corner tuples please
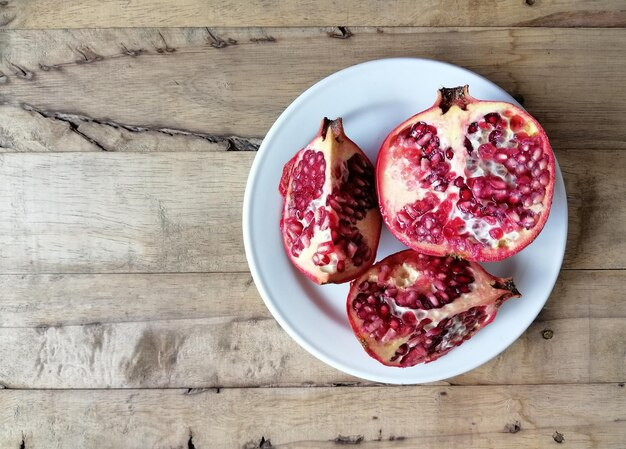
(445, 149), (454, 159)
(468, 122), (478, 133)
(488, 177), (507, 190)
(459, 187), (472, 201)
(484, 112), (501, 125)
(478, 143), (496, 158)
(510, 115), (525, 132)
(416, 132), (432, 147)
(489, 227), (504, 239)
(489, 129), (504, 145)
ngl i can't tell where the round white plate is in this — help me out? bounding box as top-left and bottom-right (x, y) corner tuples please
(243, 58), (567, 384)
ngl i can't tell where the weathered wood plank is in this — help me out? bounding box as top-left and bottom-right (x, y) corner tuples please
(0, 28), (625, 150)
(0, 270), (616, 328)
(0, 149), (624, 274)
(0, 270), (623, 388)
(1, 1), (625, 28)
(0, 152), (251, 274)
(0, 385), (623, 448)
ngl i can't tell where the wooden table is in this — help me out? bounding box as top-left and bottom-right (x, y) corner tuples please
(0, 2), (624, 447)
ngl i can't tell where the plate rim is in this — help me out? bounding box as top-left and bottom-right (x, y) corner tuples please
(242, 57), (568, 384)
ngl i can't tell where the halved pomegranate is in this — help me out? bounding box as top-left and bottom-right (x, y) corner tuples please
(347, 250), (520, 367)
(279, 118), (382, 284)
(377, 86), (556, 261)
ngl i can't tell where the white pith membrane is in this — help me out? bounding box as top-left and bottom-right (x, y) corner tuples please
(379, 96), (555, 261)
(348, 251), (519, 367)
(280, 120), (381, 284)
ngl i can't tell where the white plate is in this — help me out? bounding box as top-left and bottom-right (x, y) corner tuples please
(243, 58), (567, 384)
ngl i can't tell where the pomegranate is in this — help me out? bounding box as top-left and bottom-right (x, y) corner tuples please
(347, 250), (521, 367)
(279, 118), (382, 284)
(377, 86), (555, 261)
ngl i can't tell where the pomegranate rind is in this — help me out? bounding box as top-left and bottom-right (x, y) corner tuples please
(376, 86), (556, 262)
(280, 118), (382, 284)
(346, 250), (521, 367)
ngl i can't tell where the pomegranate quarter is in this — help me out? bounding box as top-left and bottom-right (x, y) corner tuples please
(377, 86), (556, 261)
(347, 250), (521, 367)
(279, 118), (382, 284)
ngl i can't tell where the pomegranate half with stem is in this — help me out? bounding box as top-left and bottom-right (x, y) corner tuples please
(377, 85), (556, 262)
(347, 250), (521, 367)
(279, 118), (382, 284)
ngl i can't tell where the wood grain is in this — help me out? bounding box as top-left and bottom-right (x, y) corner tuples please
(0, 149), (624, 274)
(1, 270), (617, 328)
(0, 28), (625, 151)
(0, 270), (622, 388)
(0, 385), (624, 448)
(0, 152), (250, 274)
(1, 1), (625, 28)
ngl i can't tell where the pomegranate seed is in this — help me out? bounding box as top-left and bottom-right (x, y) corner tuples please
(434, 181), (448, 192)
(510, 115), (525, 132)
(504, 158), (518, 171)
(410, 122), (426, 138)
(484, 112), (501, 125)
(522, 195), (533, 207)
(539, 171), (550, 186)
(489, 227), (504, 239)
(396, 210), (411, 228)
(404, 205), (418, 219)
(317, 241), (333, 254)
(532, 191), (545, 204)
(445, 149), (454, 159)
(459, 187), (472, 201)
(336, 260), (345, 272)
(489, 129), (504, 145)
(495, 151), (508, 162)
(531, 147), (542, 161)
(489, 177), (507, 190)
(506, 209), (520, 223)
(416, 132), (432, 147)
(455, 274), (474, 284)
(457, 200), (474, 213)
(520, 213), (536, 229)
(478, 143), (496, 158)
(396, 343), (409, 356)
(464, 137), (474, 154)
(468, 122), (478, 133)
